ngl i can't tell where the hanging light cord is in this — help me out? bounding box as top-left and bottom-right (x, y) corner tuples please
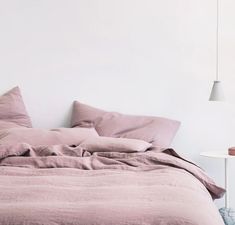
(216, 0), (219, 81)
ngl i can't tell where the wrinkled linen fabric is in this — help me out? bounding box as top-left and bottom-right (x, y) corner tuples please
(79, 136), (152, 153)
(0, 127), (98, 146)
(0, 87), (32, 128)
(71, 101), (180, 148)
(0, 144), (225, 225)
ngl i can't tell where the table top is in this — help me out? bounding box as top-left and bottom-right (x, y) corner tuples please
(200, 151), (235, 159)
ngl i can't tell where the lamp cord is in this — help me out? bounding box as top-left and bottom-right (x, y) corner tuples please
(216, 0), (219, 81)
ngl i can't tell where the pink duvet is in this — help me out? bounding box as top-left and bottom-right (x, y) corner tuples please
(0, 144), (225, 225)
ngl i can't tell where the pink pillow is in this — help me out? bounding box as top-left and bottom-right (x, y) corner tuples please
(71, 101), (180, 148)
(0, 127), (99, 146)
(79, 136), (152, 153)
(0, 87), (32, 129)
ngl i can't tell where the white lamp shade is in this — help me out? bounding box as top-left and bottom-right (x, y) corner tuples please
(209, 80), (225, 101)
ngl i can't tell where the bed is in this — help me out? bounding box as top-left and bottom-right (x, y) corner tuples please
(0, 87), (225, 225)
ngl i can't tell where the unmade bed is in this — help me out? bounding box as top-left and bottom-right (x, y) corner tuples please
(0, 87), (226, 225)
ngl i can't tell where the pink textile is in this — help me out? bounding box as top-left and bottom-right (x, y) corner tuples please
(71, 101), (180, 148)
(0, 87), (32, 128)
(79, 136), (152, 153)
(0, 144), (225, 225)
(0, 127), (98, 146)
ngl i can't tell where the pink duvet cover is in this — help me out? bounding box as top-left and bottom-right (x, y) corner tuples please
(0, 144), (225, 225)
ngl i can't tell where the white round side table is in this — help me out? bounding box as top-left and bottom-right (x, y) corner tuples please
(200, 151), (235, 209)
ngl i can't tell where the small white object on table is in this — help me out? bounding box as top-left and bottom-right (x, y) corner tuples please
(200, 151), (235, 209)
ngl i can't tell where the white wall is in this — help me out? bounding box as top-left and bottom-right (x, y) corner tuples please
(0, 0), (235, 208)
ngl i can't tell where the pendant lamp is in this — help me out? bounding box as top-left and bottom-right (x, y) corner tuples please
(209, 0), (225, 101)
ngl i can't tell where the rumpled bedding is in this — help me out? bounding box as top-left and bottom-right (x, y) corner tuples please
(0, 144), (225, 225)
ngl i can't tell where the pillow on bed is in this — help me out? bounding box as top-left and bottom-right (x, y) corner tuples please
(0, 87), (32, 129)
(71, 101), (180, 148)
(79, 136), (152, 153)
(0, 127), (98, 146)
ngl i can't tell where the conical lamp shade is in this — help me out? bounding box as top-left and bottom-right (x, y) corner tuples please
(209, 80), (225, 101)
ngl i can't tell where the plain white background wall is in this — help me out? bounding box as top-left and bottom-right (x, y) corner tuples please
(0, 0), (235, 208)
